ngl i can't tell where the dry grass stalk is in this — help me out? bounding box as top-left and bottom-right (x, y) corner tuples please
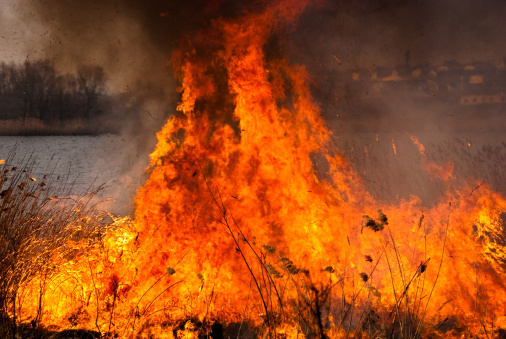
(0, 153), (109, 338)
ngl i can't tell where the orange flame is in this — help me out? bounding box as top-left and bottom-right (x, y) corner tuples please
(411, 135), (426, 156)
(14, 0), (506, 337)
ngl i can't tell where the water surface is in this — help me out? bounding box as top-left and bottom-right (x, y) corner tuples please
(0, 135), (150, 215)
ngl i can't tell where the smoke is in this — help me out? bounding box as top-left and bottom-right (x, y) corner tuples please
(282, 0), (506, 205)
(3, 0), (506, 209)
(5, 0), (505, 112)
(289, 0), (506, 69)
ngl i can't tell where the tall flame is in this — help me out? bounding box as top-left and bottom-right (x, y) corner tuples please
(132, 0), (506, 333)
(14, 0), (506, 337)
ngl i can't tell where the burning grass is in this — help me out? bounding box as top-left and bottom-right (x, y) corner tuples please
(0, 154), (117, 338)
(1, 152), (505, 338)
(2, 0), (506, 338)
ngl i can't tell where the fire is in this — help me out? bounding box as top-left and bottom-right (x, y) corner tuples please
(10, 0), (506, 337)
(411, 135), (426, 156)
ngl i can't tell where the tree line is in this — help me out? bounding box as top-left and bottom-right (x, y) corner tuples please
(0, 59), (109, 123)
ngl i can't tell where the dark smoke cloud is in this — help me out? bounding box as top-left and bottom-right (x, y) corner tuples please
(290, 0), (506, 69)
(21, 0), (268, 84)
(16, 0), (505, 92)
(22, 0), (182, 93)
(4, 0), (504, 97)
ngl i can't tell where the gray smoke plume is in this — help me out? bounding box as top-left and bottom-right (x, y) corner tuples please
(286, 0), (506, 205)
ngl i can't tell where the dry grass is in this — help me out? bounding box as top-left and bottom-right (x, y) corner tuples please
(199, 174), (495, 339)
(0, 155), (498, 338)
(0, 153), (110, 338)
